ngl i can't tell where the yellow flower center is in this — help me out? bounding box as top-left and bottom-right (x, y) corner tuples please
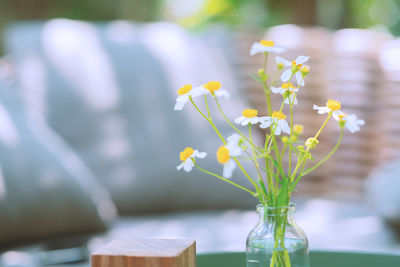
(242, 109), (258, 118)
(281, 82), (295, 89)
(204, 81), (221, 93)
(180, 147), (194, 161)
(260, 40), (274, 47)
(271, 111), (286, 120)
(339, 114), (347, 121)
(177, 84), (192, 95)
(217, 146), (230, 164)
(326, 99), (341, 111)
(291, 61), (302, 71)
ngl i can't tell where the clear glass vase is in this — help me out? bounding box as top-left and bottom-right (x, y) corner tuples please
(246, 204), (309, 267)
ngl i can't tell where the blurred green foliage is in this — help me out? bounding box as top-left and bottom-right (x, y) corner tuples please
(179, 0), (400, 35)
(0, 0), (399, 54)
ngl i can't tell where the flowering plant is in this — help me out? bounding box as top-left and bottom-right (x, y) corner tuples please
(174, 39), (364, 266)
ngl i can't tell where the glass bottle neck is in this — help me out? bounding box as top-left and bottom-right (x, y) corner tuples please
(256, 204), (295, 221)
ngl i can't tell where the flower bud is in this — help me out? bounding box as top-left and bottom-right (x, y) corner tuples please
(293, 124), (304, 135)
(305, 137), (319, 149)
(301, 66), (309, 76)
(258, 68), (268, 81)
(282, 136), (289, 143)
(277, 63), (284, 71)
(338, 119), (346, 128)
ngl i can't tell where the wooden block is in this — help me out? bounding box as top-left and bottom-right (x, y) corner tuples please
(91, 239), (196, 267)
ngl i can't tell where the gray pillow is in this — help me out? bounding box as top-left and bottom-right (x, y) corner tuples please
(0, 80), (116, 248)
(4, 20), (257, 214)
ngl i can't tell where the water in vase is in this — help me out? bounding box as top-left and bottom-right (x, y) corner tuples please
(246, 238), (309, 267)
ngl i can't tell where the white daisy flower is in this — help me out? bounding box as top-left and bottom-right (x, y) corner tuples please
(271, 82), (299, 105)
(313, 99), (344, 121)
(339, 114), (365, 133)
(217, 134), (242, 178)
(250, 40), (286, 56)
(174, 84), (208, 110)
(275, 55), (309, 86)
(201, 81), (230, 99)
(259, 111), (291, 135)
(176, 147), (207, 172)
(234, 109), (263, 126)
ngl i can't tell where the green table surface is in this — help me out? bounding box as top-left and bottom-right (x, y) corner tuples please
(197, 251), (400, 267)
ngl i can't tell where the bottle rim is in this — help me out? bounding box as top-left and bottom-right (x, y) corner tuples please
(256, 203), (296, 214)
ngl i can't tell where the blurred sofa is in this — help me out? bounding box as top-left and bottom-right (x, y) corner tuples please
(0, 20), (400, 266)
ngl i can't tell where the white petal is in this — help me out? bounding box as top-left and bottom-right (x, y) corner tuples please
(234, 116), (246, 125)
(281, 69), (292, 82)
(292, 95), (298, 105)
(250, 117), (261, 124)
(241, 118), (252, 126)
(272, 45), (286, 54)
(223, 159), (236, 178)
(259, 117), (273, 129)
(346, 123), (359, 133)
(271, 86), (284, 94)
(174, 95), (190, 110)
(191, 87), (208, 97)
(229, 145), (242, 157)
(332, 110), (344, 121)
(226, 134), (242, 157)
(214, 89), (230, 99)
(344, 114), (365, 133)
(176, 162), (184, 171)
(284, 98), (290, 105)
(296, 55), (309, 64)
(227, 133), (241, 143)
(296, 72), (305, 86)
(313, 105), (330, 114)
(279, 120), (291, 134)
(174, 101), (186, 111)
(285, 95), (297, 105)
(183, 159), (194, 172)
(193, 150), (207, 159)
(274, 124), (282, 135)
(275, 56), (291, 66)
(250, 42), (264, 56)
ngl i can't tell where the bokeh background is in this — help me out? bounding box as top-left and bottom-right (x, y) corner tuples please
(1, 0), (400, 44)
(0, 0), (400, 265)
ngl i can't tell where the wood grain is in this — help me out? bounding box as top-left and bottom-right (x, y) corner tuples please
(91, 239), (196, 267)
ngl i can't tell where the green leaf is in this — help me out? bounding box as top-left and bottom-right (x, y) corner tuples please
(249, 74), (265, 86)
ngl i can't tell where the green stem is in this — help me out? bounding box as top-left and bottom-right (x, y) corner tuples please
(249, 124), (264, 182)
(204, 95), (211, 118)
(234, 158), (263, 202)
(266, 100), (285, 152)
(262, 53), (272, 116)
(288, 102), (294, 176)
(302, 127), (344, 176)
(213, 97), (263, 153)
(290, 113), (332, 182)
(314, 112), (332, 141)
(189, 96), (209, 122)
(195, 163), (256, 196)
(190, 96), (227, 145)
